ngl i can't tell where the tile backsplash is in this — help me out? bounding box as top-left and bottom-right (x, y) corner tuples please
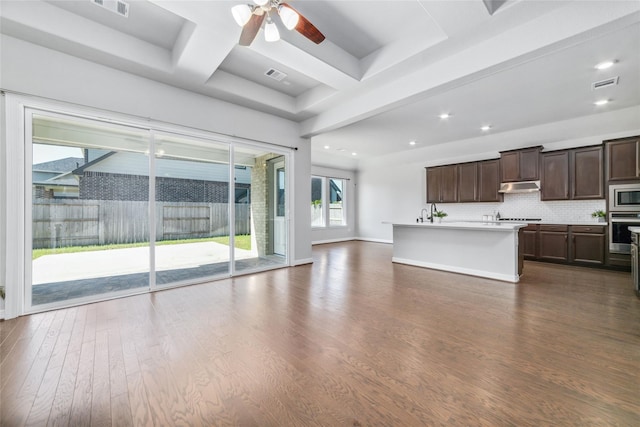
(433, 192), (606, 223)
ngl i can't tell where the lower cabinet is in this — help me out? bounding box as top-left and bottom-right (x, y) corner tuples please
(522, 224), (606, 266)
(571, 225), (605, 265)
(539, 225), (569, 262)
(522, 225), (538, 260)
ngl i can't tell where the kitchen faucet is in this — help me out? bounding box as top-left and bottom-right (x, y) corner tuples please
(430, 202), (438, 223)
(419, 203), (438, 223)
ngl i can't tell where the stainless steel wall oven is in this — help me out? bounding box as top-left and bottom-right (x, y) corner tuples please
(609, 213), (640, 254)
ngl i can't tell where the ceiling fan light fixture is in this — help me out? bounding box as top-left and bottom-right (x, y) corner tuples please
(264, 18), (280, 42)
(278, 5), (299, 30)
(253, 0), (269, 6)
(231, 4), (253, 27)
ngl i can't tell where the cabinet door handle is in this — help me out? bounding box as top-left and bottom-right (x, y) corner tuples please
(637, 140), (640, 177)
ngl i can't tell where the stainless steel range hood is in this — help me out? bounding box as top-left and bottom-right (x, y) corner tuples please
(498, 180), (540, 194)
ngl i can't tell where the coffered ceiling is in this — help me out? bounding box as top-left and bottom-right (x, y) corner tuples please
(1, 0), (639, 169)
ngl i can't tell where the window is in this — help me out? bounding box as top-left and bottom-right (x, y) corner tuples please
(311, 176), (347, 227)
(329, 178), (345, 226)
(311, 176), (324, 227)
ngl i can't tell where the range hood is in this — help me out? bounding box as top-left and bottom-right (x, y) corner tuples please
(498, 180), (541, 194)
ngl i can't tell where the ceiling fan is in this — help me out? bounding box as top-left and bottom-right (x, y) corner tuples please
(231, 0), (325, 46)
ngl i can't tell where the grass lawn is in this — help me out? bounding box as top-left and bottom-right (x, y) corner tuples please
(33, 235), (252, 260)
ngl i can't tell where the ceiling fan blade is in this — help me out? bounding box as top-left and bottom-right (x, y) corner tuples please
(239, 13), (265, 46)
(280, 3), (325, 44)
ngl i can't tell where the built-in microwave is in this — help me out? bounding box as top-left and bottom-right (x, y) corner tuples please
(609, 183), (640, 212)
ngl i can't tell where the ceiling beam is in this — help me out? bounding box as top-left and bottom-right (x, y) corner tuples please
(300, 1), (640, 137)
(171, 21), (237, 83)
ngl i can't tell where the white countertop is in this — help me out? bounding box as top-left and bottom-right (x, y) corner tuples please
(384, 220), (526, 232)
(446, 219), (607, 226)
(524, 221), (607, 226)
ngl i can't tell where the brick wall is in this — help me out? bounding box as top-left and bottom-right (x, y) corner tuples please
(78, 171), (249, 203)
(251, 155), (270, 257)
(251, 153), (284, 257)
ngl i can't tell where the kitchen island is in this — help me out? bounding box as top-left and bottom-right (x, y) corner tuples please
(387, 221), (527, 283)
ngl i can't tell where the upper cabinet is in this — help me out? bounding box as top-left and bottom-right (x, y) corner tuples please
(458, 162), (478, 202)
(478, 159), (502, 202)
(500, 146), (541, 182)
(427, 141), (607, 203)
(572, 146), (604, 199)
(541, 151), (570, 200)
(426, 165), (458, 203)
(541, 145), (603, 201)
(427, 159), (501, 203)
(605, 136), (640, 182)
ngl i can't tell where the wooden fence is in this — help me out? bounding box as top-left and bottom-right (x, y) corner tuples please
(32, 199), (251, 249)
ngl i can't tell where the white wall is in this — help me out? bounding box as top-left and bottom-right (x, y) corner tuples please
(357, 106), (640, 242)
(310, 165), (357, 244)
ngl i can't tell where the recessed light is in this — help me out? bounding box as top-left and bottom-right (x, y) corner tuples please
(324, 145), (330, 149)
(595, 61), (615, 70)
(481, 125), (491, 131)
(439, 113), (451, 119)
(409, 140), (416, 146)
(594, 99), (609, 106)
(351, 152), (357, 156)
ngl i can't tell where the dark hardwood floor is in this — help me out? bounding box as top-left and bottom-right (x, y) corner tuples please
(1, 241), (639, 426)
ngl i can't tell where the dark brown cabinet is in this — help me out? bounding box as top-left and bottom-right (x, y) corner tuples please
(572, 146), (604, 199)
(500, 147), (541, 182)
(426, 167), (441, 203)
(541, 151), (569, 200)
(522, 224), (538, 260)
(458, 162), (477, 202)
(478, 159), (502, 202)
(538, 225), (569, 262)
(571, 225), (605, 265)
(541, 146), (604, 201)
(605, 136), (640, 182)
(521, 224), (606, 266)
(456, 160), (502, 203)
(426, 165), (458, 203)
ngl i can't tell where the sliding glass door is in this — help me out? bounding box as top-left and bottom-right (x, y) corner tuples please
(152, 132), (231, 287)
(29, 113), (151, 308)
(25, 109), (290, 312)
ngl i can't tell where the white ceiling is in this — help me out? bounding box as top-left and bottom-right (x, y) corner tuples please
(1, 0), (639, 169)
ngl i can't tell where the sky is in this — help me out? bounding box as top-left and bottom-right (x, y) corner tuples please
(33, 144), (83, 165)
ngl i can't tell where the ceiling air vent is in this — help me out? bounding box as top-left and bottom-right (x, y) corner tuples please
(265, 68), (287, 82)
(92, 0), (129, 18)
(592, 76), (619, 90)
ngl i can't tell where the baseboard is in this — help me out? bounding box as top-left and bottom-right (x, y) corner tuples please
(355, 237), (393, 244)
(312, 237), (356, 245)
(392, 257), (519, 283)
(294, 258), (313, 266)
